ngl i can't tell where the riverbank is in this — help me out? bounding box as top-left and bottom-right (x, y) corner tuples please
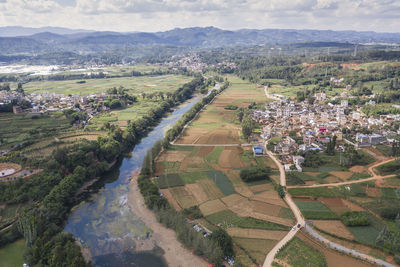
(127, 176), (208, 267)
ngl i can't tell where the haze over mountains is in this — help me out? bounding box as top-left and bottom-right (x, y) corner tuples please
(1, 26), (400, 56)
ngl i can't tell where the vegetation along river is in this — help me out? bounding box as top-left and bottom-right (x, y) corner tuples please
(64, 97), (200, 267)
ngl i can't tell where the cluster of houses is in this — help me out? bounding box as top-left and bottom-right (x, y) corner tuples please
(163, 53), (236, 72)
(0, 90), (110, 117)
(251, 93), (400, 172)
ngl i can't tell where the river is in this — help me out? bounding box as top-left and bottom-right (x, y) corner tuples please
(64, 97), (200, 267)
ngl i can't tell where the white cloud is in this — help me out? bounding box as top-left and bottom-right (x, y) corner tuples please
(0, 0), (399, 32)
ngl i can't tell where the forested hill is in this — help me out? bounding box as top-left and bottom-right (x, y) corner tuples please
(1, 26), (400, 55)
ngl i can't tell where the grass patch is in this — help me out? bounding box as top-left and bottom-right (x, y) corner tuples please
(234, 237), (277, 265)
(381, 188), (400, 199)
(376, 160), (400, 175)
(205, 147), (224, 164)
(349, 172), (370, 180)
(295, 201), (338, 219)
(206, 209), (288, 230)
(288, 187), (339, 198)
(375, 145), (392, 157)
(157, 173), (184, 189)
(345, 213), (385, 245)
(206, 170), (236, 196)
(278, 207), (295, 220)
(0, 239), (25, 267)
(179, 171), (209, 184)
(162, 161), (181, 173)
(275, 237), (326, 267)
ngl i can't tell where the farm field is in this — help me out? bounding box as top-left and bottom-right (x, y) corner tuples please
(0, 112), (73, 149)
(155, 76), (295, 265)
(0, 239), (25, 267)
(286, 152), (373, 186)
(176, 75), (268, 145)
(272, 237), (327, 267)
(294, 231), (376, 267)
(23, 74), (191, 95)
(288, 180), (399, 258)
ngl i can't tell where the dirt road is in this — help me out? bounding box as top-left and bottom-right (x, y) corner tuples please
(287, 158), (397, 189)
(128, 178), (208, 267)
(263, 150), (305, 267)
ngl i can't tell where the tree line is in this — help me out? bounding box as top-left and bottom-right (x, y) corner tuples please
(0, 76), (206, 266)
(137, 80), (235, 266)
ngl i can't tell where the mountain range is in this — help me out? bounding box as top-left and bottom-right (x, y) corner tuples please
(1, 26), (400, 56)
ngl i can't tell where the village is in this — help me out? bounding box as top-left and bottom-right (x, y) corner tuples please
(0, 89), (110, 117)
(251, 88), (400, 172)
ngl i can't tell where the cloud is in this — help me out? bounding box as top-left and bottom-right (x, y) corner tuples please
(0, 0), (399, 33)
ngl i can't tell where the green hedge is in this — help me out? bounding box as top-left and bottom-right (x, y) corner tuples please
(341, 211), (370, 226)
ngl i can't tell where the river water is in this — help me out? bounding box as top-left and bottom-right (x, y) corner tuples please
(64, 98), (199, 267)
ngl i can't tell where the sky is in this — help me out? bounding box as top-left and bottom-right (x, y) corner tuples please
(0, 0), (399, 33)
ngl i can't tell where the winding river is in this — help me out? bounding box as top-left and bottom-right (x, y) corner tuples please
(64, 98), (200, 266)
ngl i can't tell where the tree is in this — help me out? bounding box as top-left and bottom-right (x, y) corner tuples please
(209, 228), (234, 258)
(0, 83), (10, 91)
(278, 185), (286, 198)
(303, 151), (323, 168)
(325, 135), (337, 155)
(241, 116), (254, 140)
(16, 83), (24, 94)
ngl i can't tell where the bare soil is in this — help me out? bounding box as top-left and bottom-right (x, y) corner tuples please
(160, 189), (182, 211)
(128, 179), (208, 267)
(185, 183), (209, 204)
(365, 187), (381, 197)
(249, 184), (274, 193)
(251, 201), (281, 217)
(350, 165), (367, 173)
(329, 171), (353, 181)
(313, 220), (355, 239)
(297, 231), (374, 267)
(158, 150), (190, 162)
(342, 200), (365, 212)
(227, 228), (287, 240)
(197, 146), (214, 157)
(199, 199), (226, 216)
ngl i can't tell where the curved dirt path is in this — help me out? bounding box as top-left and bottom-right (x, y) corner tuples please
(304, 225), (395, 267)
(263, 150), (305, 267)
(128, 178), (208, 267)
(171, 143), (252, 147)
(263, 149), (395, 267)
(287, 158), (397, 189)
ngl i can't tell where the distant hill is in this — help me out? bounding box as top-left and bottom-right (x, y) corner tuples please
(0, 26), (92, 37)
(0, 26), (400, 55)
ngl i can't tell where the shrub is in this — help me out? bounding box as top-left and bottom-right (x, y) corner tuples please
(224, 105), (238, 110)
(239, 167), (271, 182)
(379, 207), (400, 220)
(181, 206), (203, 219)
(341, 211), (370, 226)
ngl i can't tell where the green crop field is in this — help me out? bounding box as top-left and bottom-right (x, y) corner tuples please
(289, 187), (339, 198)
(157, 174), (184, 189)
(381, 188), (400, 199)
(23, 75), (191, 95)
(275, 237), (327, 267)
(205, 147), (224, 164)
(206, 209), (288, 230)
(234, 237), (277, 264)
(295, 201), (338, 219)
(179, 171), (209, 184)
(345, 213), (385, 245)
(0, 112), (72, 149)
(0, 239), (25, 267)
(206, 170), (236, 195)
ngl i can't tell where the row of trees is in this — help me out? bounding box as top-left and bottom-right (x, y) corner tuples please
(137, 80), (234, 266)
(239, 167), (271, 182)
(0, 77), (208, 266)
